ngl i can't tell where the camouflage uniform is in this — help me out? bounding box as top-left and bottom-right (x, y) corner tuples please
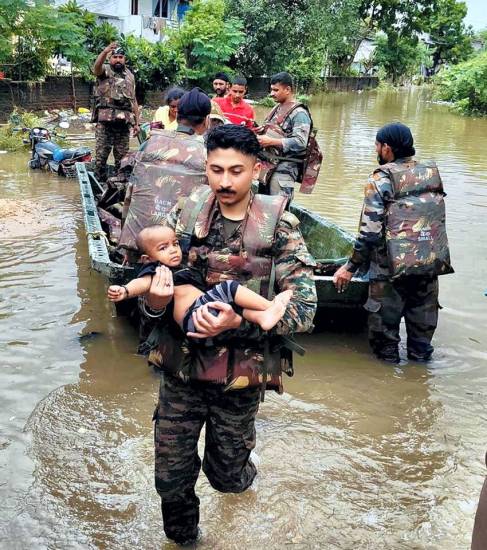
(263, 104), (311, 202)
(93, 65), (137, 182)
(95, 122), (130, 181)
(345, 157), (448, 362)
(118, 126), (207, 252)
(150, 190), (317, 544)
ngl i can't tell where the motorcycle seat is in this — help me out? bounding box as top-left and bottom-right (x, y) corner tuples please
(53, 147), (91, 162)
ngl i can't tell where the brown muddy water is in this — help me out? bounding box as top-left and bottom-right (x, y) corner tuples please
(1, 88), (486, 549)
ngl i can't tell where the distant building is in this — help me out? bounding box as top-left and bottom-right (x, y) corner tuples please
(55, 0), (190, 43)
(351, 37), (376, 75)
(472, 38), (484, 52)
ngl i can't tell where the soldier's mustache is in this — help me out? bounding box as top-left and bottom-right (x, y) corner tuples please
(216, 188), (236, 195)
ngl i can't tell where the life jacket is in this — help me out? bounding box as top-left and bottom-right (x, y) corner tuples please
(92, 65), (136, 125)
(156, 186), (289, 393)
(118, 127), (207, 252)
(258, 102), (323, 194)
(378, 159), (454, 279)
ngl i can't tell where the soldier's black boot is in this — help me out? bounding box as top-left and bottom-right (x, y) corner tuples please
(407, 340), (434, 362)
(374, 344), (400, 364)
(161, 499), (200, 546)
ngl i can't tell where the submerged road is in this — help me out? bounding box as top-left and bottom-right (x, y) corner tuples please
(1, 87), (487, 549)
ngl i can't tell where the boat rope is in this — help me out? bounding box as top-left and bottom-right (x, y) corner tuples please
(86, 230), (110, 247)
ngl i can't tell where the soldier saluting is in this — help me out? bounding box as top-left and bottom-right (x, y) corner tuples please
(92, 43), (140, 182)
(334, 122), (454, 363)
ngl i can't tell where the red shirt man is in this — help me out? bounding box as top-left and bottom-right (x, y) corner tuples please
(214, 76), (255, 129)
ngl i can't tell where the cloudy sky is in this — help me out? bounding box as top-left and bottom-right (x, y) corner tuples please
(464, 0), (487, 30)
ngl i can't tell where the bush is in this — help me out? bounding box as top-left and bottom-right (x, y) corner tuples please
(434, 51), (487, 115)
(0, 110), (41, 151)
(120, 35), (185, 96)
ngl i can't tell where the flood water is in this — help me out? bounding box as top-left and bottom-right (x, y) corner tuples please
(1, 88), (487, 549)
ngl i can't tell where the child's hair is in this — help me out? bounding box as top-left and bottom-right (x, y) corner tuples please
(206, 125), (261, 158)
(135, 225), (175, 254)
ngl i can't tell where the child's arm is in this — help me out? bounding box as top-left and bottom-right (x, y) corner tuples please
(107, 275), (153, 302)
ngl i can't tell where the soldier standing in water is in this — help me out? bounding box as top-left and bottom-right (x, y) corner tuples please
(92, 43), (140, 182)
(334, 122), (453, 363)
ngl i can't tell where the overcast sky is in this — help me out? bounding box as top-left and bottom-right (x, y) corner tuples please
(464, 0), (487, 30)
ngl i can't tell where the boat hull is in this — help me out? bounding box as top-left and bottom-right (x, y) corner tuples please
(77, 162), (369, 315)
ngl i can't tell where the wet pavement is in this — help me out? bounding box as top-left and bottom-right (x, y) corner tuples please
(1, 88), (487, 549)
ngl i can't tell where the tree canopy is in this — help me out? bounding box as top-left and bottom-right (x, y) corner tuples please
(0, 0), (477, 89)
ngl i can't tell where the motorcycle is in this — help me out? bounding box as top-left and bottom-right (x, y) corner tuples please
(20, 124), (92, 178)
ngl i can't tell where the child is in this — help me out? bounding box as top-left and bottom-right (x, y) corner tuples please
(108, 225), (292, 335)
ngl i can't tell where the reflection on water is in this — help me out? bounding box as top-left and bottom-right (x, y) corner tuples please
(1, 88), (487, 548)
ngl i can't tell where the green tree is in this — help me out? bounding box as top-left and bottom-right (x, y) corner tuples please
(58, 1), (120, 63)
(373, 32), (432, 84)
(347, 0), (436, 68)
(169, 0), (244, 83)
(120, 35), (185, 95)
(0, 0), (87, 80)
(427, 0), (473, 69)
(226, 0), (362, 81)
(434, 50), (487, 114)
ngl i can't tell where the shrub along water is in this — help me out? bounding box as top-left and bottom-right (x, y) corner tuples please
(434, 51), (487, 115)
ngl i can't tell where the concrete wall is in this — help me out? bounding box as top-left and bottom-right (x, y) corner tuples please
(323, 76), (379, 92)
(0, 75), (380, 122)
(0, 77), (92, 121)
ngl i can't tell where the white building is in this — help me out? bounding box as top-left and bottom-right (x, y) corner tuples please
(351, 37), (376, 75)
(56, 0), (190, 43)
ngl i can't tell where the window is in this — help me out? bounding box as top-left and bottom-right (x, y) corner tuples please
(131, 0), (138, 15)
(152, 0), (168, 17)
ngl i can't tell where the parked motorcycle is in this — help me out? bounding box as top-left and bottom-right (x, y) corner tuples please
(20, 124), (92, 177)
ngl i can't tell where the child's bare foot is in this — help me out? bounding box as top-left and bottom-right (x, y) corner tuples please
(252, 290), (292, 331)
(274, 289), (293, 306)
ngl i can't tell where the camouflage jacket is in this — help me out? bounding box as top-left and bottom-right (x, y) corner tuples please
(266, 104), (311, 180)
(93, 65), (136, 124)
(166, 194), (317, 336)
(345, 157), (412, 281)
(118, 126), (207, 251)
(146, 192), (317, 390)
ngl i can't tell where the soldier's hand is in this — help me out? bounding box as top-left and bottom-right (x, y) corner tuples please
(333, 266), (353, 294)
(150, 266), (174, 297)
(187, 301), (242, 339)
(105, 42), (118, 54)
(257, 134), (275, 148)
(132, 124), (140, 137)
(108, 285), (126, 302)
(146, 266), (174, 309)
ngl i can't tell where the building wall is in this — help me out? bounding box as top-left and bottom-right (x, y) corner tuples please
(0, 78), (92, 122)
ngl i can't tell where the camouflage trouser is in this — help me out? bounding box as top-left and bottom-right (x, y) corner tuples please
(365, 276), (439, 362)
(94, 122), (130, 181)
(153, 373), (260, 544)
(269, 172), (295, 206)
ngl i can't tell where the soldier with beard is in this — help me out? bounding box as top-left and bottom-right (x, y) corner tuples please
(92, 43), (140, 181)
(333, 122), (453, 363)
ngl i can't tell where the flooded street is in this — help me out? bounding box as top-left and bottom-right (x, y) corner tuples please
(1, 88), (487, 549)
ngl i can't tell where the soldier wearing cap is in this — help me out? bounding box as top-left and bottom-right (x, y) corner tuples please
(334, 122), (453, 363)
(92, 43), (140, 182)
(118, 87), (211, 256)
(143, 124), (317, 545)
